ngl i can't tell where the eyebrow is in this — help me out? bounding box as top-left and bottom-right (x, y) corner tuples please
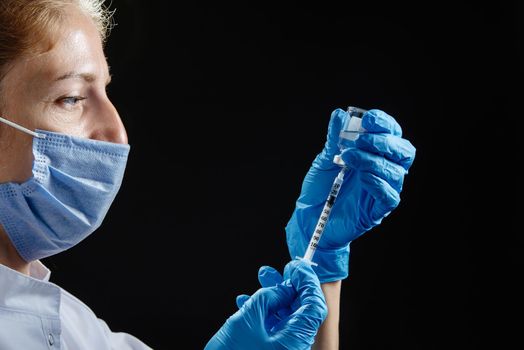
(54, 71), (112, 85)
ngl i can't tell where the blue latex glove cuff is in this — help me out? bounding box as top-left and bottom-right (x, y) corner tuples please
(286, 213), (349, 283)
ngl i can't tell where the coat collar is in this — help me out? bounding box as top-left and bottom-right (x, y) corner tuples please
(0, 261), (60, 317)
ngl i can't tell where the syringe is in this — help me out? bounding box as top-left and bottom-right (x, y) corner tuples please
(297, 106), (367, 265)
(299, 167), (346, 264)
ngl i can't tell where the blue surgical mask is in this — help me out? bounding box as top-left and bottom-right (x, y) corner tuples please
(0, 116), (130, 261)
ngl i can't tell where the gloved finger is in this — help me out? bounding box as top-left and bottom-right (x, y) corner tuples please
(267, 260), (326, 344)
(258, 265), (284, 287)
(355, 133), (416, 171)
(258, 265), (295, 325)
(283, 260), (328, 323)
(342, 149), (406, 192)
(236, 294), (250, 309)
(251, 281), (296, 318)
(235, 265), (285, 310)
(362, 109), (402, 136)
(316, 108), (345, 163)
(360, 172), (401, 220)
(258, 265), (294, 326)
(264, 287), (304, 332)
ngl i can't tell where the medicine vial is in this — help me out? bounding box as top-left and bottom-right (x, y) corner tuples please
(333, 106), (367, 166)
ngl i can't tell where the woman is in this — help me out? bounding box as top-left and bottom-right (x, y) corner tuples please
(0, 1), (327, 349)
(0, 1), (415, 349)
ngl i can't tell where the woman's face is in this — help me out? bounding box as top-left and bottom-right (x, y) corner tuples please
(0, 5), (127, 183)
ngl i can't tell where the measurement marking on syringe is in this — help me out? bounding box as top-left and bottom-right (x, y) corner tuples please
(302, 169), (345, 262)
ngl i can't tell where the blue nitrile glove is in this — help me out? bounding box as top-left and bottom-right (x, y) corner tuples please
(204, 260), (328, 350)
(235, 265), (298, 333)
(286, 108), (416, 283)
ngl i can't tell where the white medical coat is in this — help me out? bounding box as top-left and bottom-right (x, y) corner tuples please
(0, 261), (153, 349)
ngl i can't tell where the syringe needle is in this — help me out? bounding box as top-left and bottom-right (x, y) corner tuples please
(299, 167), (346, 264)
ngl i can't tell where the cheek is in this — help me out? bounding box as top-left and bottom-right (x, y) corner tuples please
(36, 101), (90, 137)
(0, 131), (35, 183)
(0, 99), (39, 183)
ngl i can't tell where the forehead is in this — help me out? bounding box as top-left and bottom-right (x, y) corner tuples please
(6, 5), (109, 88)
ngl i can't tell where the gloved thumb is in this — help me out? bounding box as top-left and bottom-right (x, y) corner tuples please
(315, 108), (345, 167)
(249, 281), (297, 320)
(259, 260), (327, 347)
(283, 260), (327, 324)
(235, 266), (285, 310)
(236, 294), (250, 309)
(258, 265), (284, 287)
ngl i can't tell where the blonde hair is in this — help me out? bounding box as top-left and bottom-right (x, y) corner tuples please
(0, 0), (114, 82)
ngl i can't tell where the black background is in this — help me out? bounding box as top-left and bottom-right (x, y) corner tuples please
(43, 1), (522, 349)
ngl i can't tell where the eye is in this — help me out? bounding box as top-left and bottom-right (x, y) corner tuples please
(58, 96), (87, 106)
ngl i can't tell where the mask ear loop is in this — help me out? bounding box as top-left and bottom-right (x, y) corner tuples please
(0, 116), (46, 139)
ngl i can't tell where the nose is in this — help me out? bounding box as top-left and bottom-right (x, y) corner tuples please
(89, 97), (128, 145)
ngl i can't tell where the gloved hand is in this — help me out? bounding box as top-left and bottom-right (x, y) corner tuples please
(235, 265), (298, 332)
(204, 260), (328, 350)
(286, 108), (416, 283)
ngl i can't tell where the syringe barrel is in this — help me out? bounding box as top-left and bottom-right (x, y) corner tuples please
(302, 168), (345, 262)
